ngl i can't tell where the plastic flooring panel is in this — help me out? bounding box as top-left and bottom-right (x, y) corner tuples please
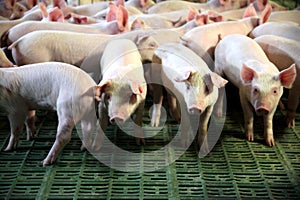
(0, 95), (300, 199)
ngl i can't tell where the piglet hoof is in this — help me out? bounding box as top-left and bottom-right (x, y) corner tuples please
(246, 134), (254, 142)
(4, 147), (15, 152)
(41, 159), (55, 167)
(180, 138), (190, 148)
(26, 133), (35, 141)
(80, 144), (87, 151)
(286, 117), (295, 128)
(265, 137), (275, 147)
(136, 138), (146, 146)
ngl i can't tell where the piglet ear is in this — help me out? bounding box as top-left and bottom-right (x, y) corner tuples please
(27, 0), (38, 9)
(130, 82), (142, 94)
(277, 64), (296, 89)
(106, 2), (118, 22)
(117, 5), (129, 31)
(131, 18), (145, 30)
(175, 71), (193, 82)
(94, 80), (112, 101)
(241, 63), (257, 85)
(72, 13), (88, 24)
(130, 82), (146, 99)
(195, 14), (209, 25)
(209, 72), (228, 89)
(39, 2), (48, 19)
(187, 6), (200, 21)
(114, 0), (125, 7)
(6, 0), (16, 9)
(243, 3), (257, 18)
(49, 7), (64, 22)
(259, 3), (272, 25)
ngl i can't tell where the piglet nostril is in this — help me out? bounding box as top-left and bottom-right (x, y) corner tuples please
(110, 118), (115, 124)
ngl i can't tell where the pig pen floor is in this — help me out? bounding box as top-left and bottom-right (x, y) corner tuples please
(0, 90), (300, 199)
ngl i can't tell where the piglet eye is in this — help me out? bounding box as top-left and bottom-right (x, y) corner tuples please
(272, 88), (278, 95)
(130, 94), (137, 104)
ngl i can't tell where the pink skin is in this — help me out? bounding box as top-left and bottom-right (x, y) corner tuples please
(255, 35), (300, 128)
(0, 62), (100, 166)
(6, 5), (129, 45)
(9, 29), (157, 83)
(151, 43), (227, 151)
(0, 9), (42, 47)
(268, 10), (300, 24)
(147, 0), (250, 14)
(180, 3), (271, 59)
(39, 2), (64, 22)
(95, 39), (147, 145)
(214, 34), (296, 146)
(250, 22), (300, 42)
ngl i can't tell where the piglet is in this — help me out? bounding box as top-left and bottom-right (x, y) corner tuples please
(6, 4), (129, 45)
(254, 35), (300, 128)
(180, 4), (272, 60)
(0, 0), (28, 19)
(95, 39), (147, 145)
(0, 62), (101, 166)
(214, 34), (296, 146)
(250, 22), (300, 42)
(151, 43), (227, 151)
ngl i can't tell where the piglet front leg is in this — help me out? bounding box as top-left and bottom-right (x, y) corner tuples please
(198, 105), (214, 154)
(240, 94), (254, 142)
(264, 111), (275, 147)
(5, 112), (26, 151)
(134, 101), (146, 146)
(42, 113), (74, 166)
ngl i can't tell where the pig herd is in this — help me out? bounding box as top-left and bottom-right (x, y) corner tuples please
(0, 0), (299, 166)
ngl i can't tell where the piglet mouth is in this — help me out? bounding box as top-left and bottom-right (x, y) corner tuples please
(255, 106), (270, 116)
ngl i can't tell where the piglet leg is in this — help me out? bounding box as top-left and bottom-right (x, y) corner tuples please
(5, 112), (26, 151)
(135, 100), (146, 145)
(240, 93), (254, 142)
(198, 105), (213, 153)
(25, 110), (36, 140)
(264, 110), (275, 147)
(42, 107), (74, 166)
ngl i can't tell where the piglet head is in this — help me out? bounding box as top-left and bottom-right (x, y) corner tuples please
(175, 71), (227, 115)
(96, 79), (146, 124)
(241, 63), (296, 116)
(134, 32), (158, 62)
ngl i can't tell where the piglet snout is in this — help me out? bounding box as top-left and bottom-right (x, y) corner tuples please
(110, 114), (126, 125)
(255, 106), (270, 116)
(188, 104), (204, 115)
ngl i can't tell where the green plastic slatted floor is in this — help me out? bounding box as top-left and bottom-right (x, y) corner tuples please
(0, 90), (300, 199)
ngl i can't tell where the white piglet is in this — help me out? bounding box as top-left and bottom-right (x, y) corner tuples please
(95, 39), (147, 145)
(214, 34), (296, 146)
(254, 35), (300, 128)
(151, 43), (227, 151)
(0, 62), (101, 166)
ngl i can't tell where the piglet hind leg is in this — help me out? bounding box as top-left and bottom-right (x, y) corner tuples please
(42, 110), (74, 166)
(286, 82), (300, 128)
(25, 110), (36, 140)
(4, 112), (26, 151)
